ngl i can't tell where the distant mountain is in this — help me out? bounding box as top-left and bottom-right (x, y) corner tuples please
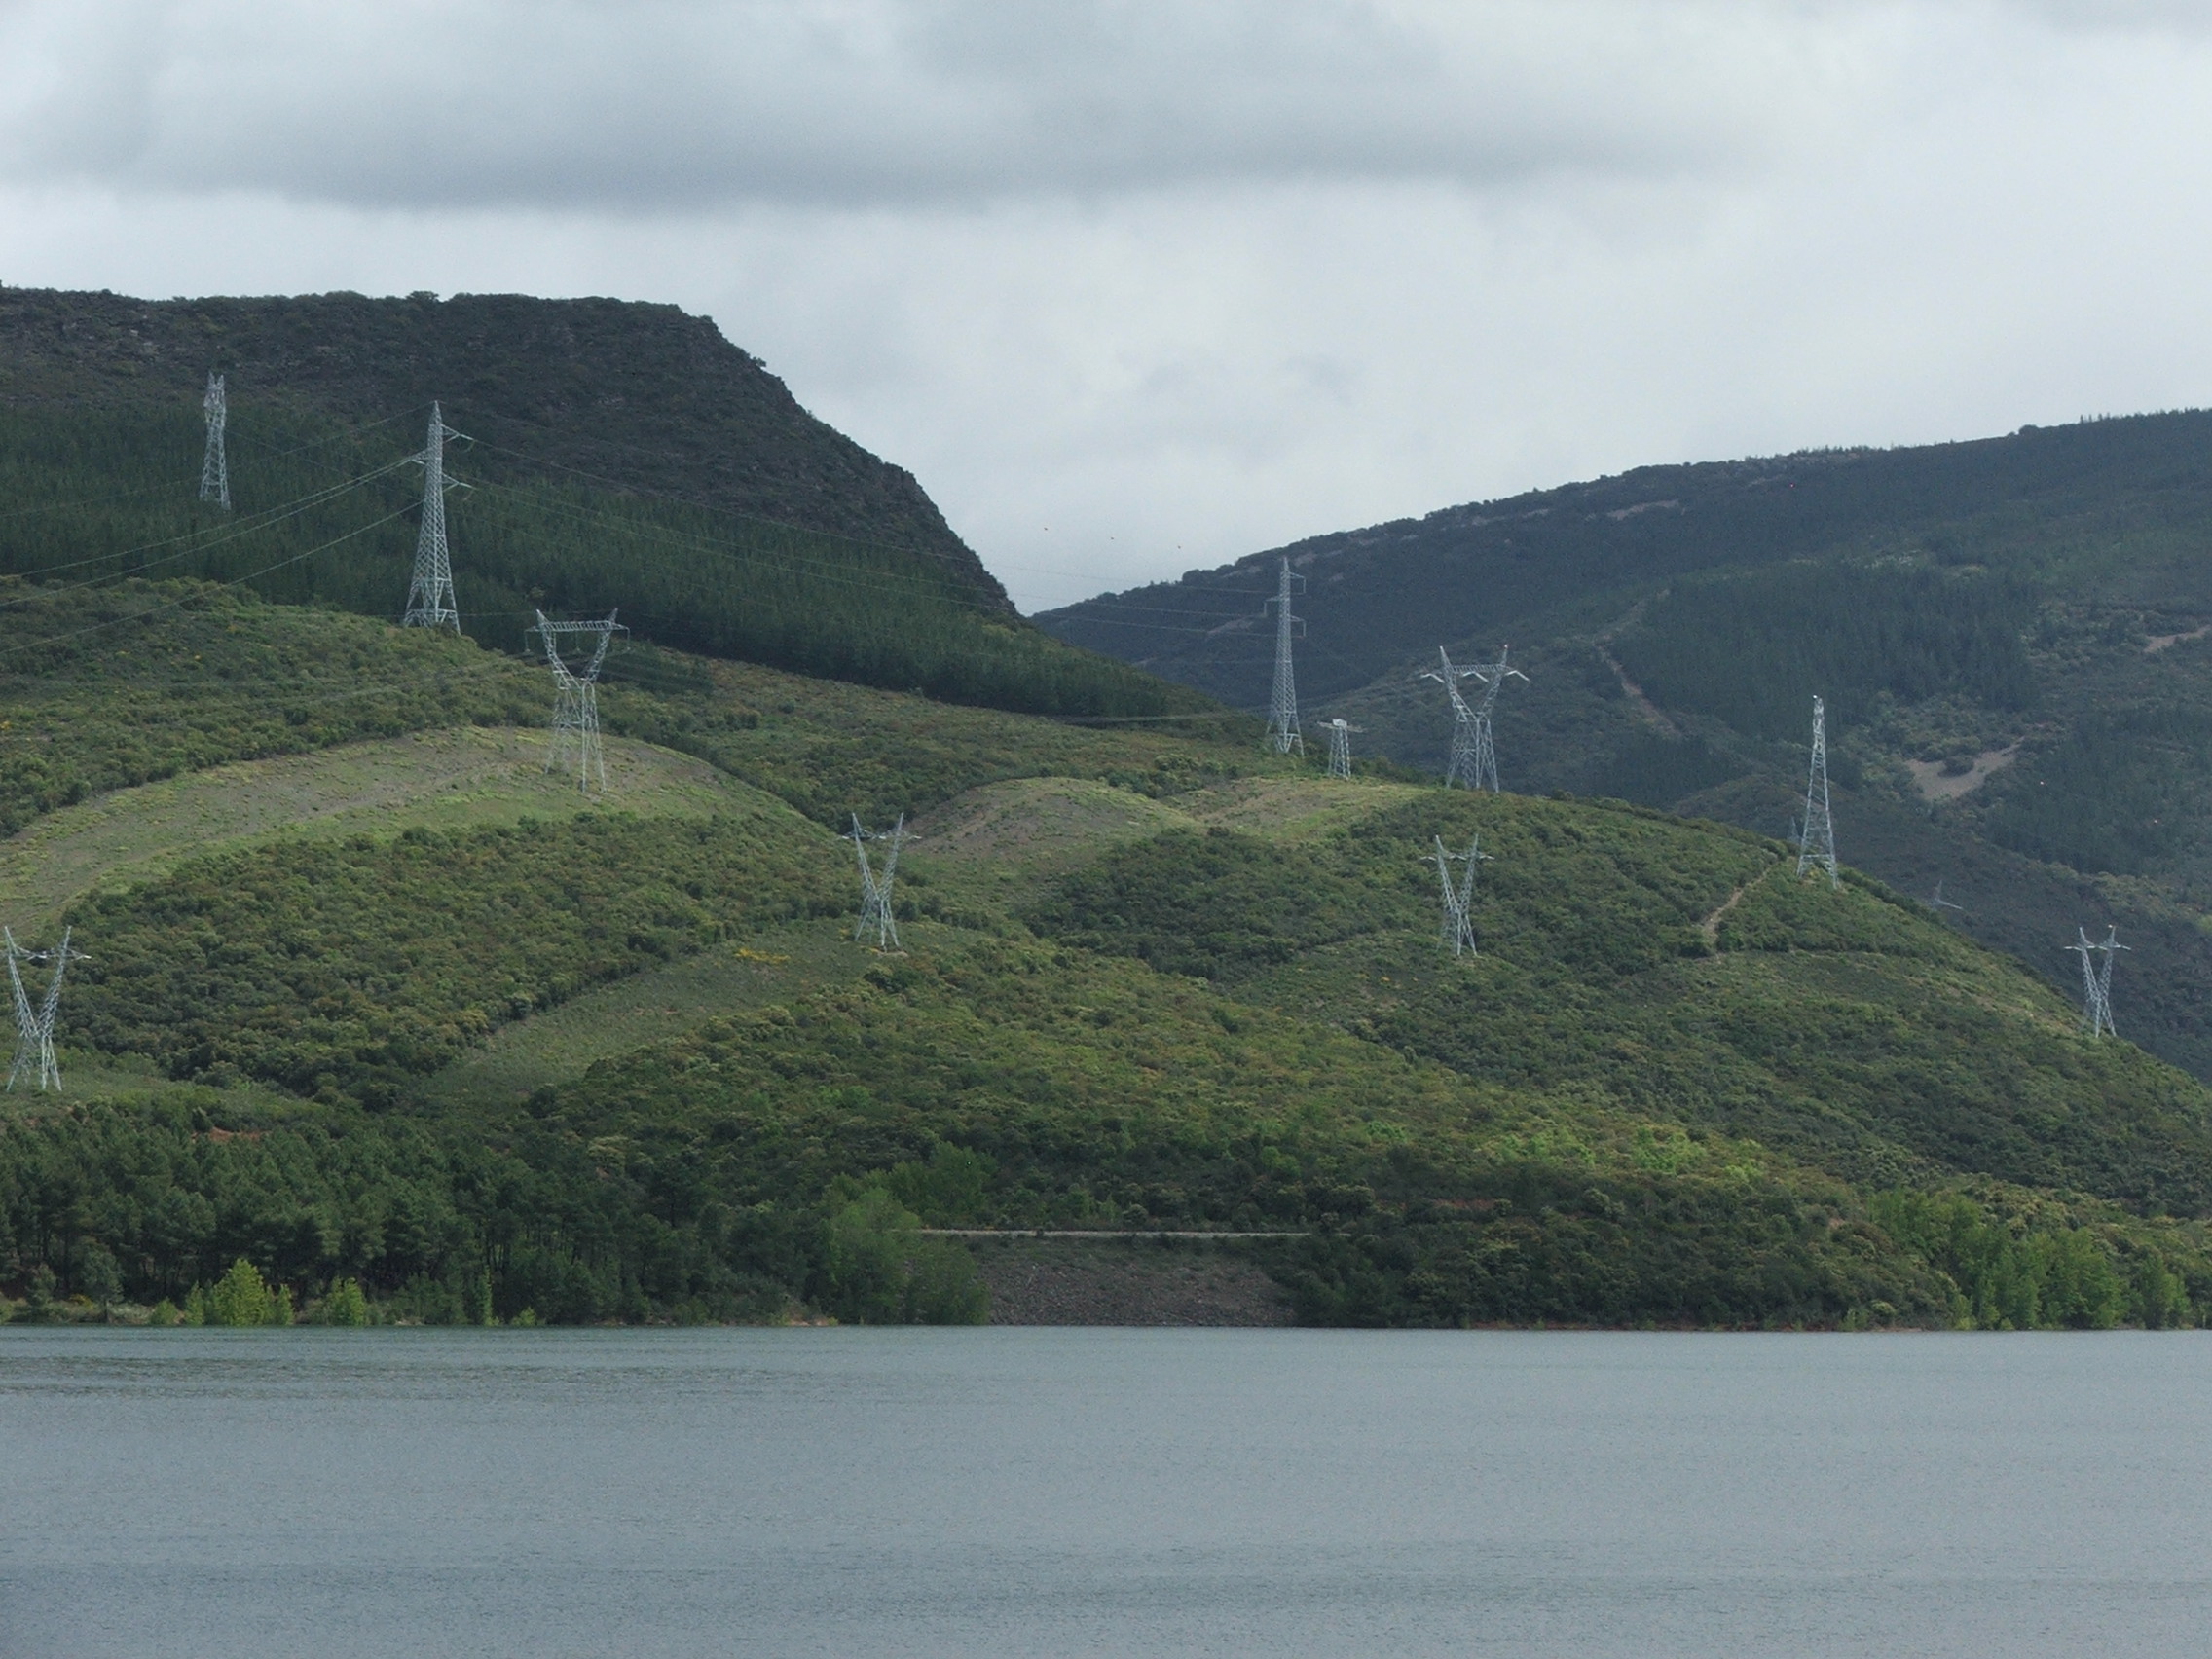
(1040, 412), (2212, 1081)
(0, 287), (1207, 718)
(0, 285), (1002, 602)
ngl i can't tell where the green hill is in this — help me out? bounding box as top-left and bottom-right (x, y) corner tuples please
(1037, 413), (2212, 1083)
(1, 582), (2209, 1332)
(0, 286), (1202, 718)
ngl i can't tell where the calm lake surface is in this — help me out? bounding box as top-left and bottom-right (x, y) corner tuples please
(2, 1327), (2207, 1657)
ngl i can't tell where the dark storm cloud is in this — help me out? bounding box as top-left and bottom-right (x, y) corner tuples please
(0, 1), (1769, 210)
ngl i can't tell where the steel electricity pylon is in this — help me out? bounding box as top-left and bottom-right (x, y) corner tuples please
(2067, 925), (2127, 1038)
(529, 609), (626, 791)
(5, 927), (84, 1092)
(847, 815), (909, 951)
(1321, 718), (1362, 780)
(1421, 649), (1484, 787)
(401, 403), (465, 631)
(1797, 695), (1838, 887)
(1431, 833), (1490, 957)
(1422, 645), (1528, 791)
(199, 371), (230, 509)
(1263, 558), (1305, 756)
(1464, 645), (1529, 792)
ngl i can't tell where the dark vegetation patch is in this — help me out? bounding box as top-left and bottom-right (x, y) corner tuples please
(0, 346), (1203, 718)
(0, 580), (539, 836)
(1975, 706), (2212, 875)
(1610, 563), (2037, 740)
(67, 811), (842, 1106)
(1024, 793), (2212, 1212)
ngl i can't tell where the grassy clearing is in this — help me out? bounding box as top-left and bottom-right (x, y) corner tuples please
(423, 921), (874, 1110)
(1184, 774), (1429, 838)
(0, 726), (735, 930)
(0, 1049), (301, 1121)
(611, 655), (1271, 829)
(902, 773), (1425, 919)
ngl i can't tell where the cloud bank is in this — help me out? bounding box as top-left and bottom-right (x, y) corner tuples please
(3, 1), (2211, 608)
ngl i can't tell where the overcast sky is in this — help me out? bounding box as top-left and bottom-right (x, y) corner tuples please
(4, 1), (2212, 610)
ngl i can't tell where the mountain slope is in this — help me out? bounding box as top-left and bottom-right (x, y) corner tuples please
(1041, 412), (2212, 705)
(1037, 412), (2212, 1083)
(0, 285), (991, 593)
(0, 287), (1207, 719)
(4, 590), (2211, 1332)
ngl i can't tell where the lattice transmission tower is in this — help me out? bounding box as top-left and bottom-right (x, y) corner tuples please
(1431, 833), (1490, 957)
(1422, 645), (1528, 791)
(847, 815), (909, 951)
(529, 610), (626, 791)
(5, 927), (84, 1092)
(1422, 649), (1483, 787)
(1263, 558), (1305, 755)
(1321, 718), (1362, 780)
(199, 371), (230, 509)
(1796, 695), (1838, 887)
(401, 403), (465, 631)
(2067, 925), (2127, 1038)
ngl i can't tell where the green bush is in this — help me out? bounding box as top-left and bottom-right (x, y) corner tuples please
(824, 1190), (987, 1325)
(319, 1277), (371, 1326)
(1868, 1192), (2143, 1330)
(189, 1258), (290, 1326)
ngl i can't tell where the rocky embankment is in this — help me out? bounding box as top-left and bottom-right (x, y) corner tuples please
(968, 1237), (1294, 1326)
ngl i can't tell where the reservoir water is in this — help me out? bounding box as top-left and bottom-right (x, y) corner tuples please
(2, 1327), (2206, 1657)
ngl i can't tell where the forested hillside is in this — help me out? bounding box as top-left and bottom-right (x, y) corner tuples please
(2, 581), (2210, 1333)
(0, 286), (1202, 718)
(0, 286), (987, 585)
(1038, 413), (2212, 1081)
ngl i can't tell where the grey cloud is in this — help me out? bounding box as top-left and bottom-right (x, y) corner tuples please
(0, 0), (1789, 210)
